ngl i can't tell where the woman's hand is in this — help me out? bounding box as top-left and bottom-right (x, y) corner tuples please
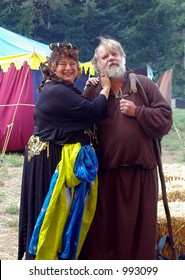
(100, 69), (111, 91)
(99, 69), (111, 99)
(85, 77), (100, 87)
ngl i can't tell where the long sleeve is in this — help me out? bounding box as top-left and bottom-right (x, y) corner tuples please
(34, 82), (107, 144)
(135, 75), (173, 139)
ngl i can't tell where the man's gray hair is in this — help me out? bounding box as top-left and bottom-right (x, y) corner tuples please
(91, 36), (126, 72)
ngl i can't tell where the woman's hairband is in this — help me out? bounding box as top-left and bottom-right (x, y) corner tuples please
(49, 42), (78, 51)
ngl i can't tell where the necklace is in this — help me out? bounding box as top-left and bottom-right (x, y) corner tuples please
(115, 88), (129, 99)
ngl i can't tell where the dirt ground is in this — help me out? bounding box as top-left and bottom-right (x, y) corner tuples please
(0, 165), (23, 260)
(0, 149), (184, 260)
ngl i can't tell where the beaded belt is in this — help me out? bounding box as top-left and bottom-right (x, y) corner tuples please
(27, 135), (49, 161)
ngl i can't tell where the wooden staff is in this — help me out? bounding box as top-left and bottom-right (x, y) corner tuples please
(132, 72), (179, 260)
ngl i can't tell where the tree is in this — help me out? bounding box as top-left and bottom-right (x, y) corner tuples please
(1, 0), (185, 97)
(167, 0), (185, 98)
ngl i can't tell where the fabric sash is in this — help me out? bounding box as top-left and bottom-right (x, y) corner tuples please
(28, 143), (98, 259)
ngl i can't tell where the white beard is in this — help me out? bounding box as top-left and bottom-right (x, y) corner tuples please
(106, 58), (126, 79)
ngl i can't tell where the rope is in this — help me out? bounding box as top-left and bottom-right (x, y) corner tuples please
(1, 66), (30, 156)
(0, 104), (35, 107)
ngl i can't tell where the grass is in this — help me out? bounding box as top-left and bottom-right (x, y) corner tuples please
(0, 152), (23, 168)
(6, 219), (18, 228)
(0, 192), (6, 202)
(0, 152), (23, 180)
(0, 153), (23, 231)
(5, 203), (19, 215)
(161, 108), (185, 162)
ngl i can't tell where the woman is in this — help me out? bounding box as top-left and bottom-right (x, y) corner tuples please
(18, 42), (110, 260)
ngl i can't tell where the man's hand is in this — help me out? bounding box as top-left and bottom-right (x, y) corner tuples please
(120, 99), (136, 116)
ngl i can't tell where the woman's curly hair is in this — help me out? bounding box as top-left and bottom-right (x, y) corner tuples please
(38, 43), (81, 92)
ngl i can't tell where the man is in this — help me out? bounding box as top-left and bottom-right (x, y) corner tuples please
(79, 36), (173, 260)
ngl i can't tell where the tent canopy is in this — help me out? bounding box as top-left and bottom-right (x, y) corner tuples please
(0, 26), (94, 74)
(0, 26), (50, 57)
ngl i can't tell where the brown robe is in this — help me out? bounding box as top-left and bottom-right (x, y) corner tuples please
(79, 73), (173, 260)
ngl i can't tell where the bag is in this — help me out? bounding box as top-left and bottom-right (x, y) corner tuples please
(156, 235), (185, 260)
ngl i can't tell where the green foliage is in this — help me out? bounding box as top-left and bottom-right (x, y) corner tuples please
(0, 0), (185, 98)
